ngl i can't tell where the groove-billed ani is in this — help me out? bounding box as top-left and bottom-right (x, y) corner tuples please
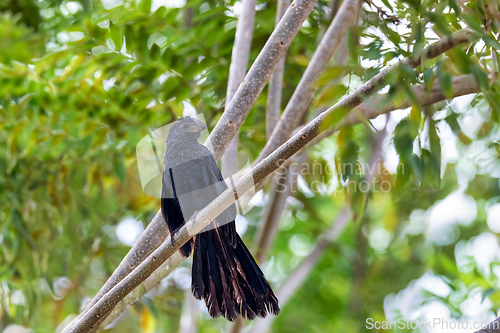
(161, 116), (280, 321)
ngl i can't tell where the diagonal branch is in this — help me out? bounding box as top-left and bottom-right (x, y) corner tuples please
(66, 28), (479, 333)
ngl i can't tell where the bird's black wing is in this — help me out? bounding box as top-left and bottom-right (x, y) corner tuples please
(161, 167), (193, 257)
(161, 154), (237, 257)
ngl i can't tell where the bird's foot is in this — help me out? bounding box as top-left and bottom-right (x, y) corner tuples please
(189, 210), (200, 224)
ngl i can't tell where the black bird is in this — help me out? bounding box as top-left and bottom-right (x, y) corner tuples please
(161, 116), (280, 321)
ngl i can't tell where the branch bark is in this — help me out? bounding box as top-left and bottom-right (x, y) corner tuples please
(256, 0), (362, 165)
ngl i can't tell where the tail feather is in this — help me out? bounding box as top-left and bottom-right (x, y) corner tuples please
(232, 236), (270, 296)
(204, 235), (223, 318)
(209, 230), (239, 321)
(191, 236), (204, 299)
(191, 228), (280, 321)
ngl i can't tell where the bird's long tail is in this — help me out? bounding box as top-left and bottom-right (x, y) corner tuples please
(191, 228), (280, 321)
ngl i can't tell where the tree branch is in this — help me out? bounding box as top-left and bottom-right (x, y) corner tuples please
(355, 74), (481, 118)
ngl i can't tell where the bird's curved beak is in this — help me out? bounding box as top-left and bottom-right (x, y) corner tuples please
(193, 119), (207, 132)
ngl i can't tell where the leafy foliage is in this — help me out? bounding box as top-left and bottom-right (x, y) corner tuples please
(0, 0), (499, 332)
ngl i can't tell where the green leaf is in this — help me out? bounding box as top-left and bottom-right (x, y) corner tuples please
(139, 0), (152, 13)
(470, 63), (491, 91)
(462, 14), (484, 33)
(448, 0), (461, 17)
(109, 22), (123, 50)
(393, 119), (417, 160)
(323, 106), (350, 129)
(423, 68), (435, 92)
(149, 43), (161, 61)
(125, 24), (135, 51)
(410, 154), (424, 182)
(421, 149), (440, 188)
(483, 34), (500, 51)
(438, 69), (453, 99)
(485, 92), (500, 123)
(482, 288), (496, 302)
(113, 154), (126, 183)
(445, 113), (460, 134)
(427, 120), (441, 186)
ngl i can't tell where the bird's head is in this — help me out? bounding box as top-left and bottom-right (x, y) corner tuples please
(167, 116), (207, 141)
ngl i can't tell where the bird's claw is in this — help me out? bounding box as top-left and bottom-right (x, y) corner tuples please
(190, 210), (200, 223)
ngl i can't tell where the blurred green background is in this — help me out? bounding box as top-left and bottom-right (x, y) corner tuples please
(1, 0), (500, 332)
